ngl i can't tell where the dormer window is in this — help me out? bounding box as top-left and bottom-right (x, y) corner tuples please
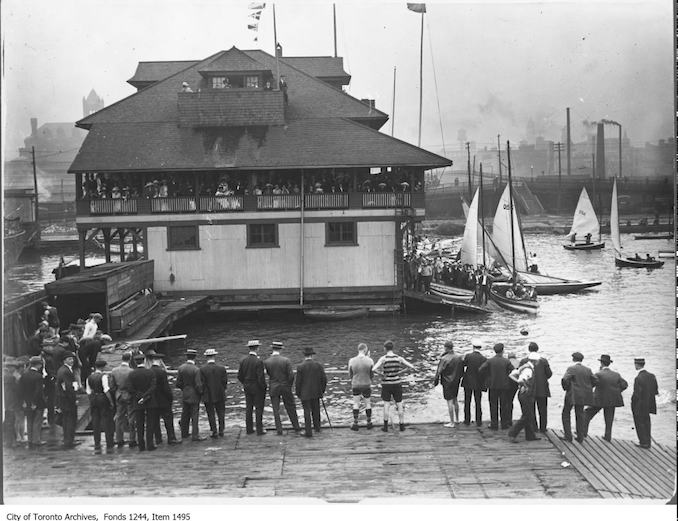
(245, 75), (260, 89)
(211, 77), (231, 89)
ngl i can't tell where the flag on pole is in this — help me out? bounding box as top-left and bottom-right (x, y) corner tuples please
(248, 3), (266, 42)
(249, 11), (262, 20)
(248, 2), (266, 9)
(407, 3), (426, 13)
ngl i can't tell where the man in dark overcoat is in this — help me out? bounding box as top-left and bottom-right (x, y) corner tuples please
(582, 354), (628, 442)
(561, 351), (598, 442)
(479, 343), (514, 430)
(19, 356), (47, 448)
(237, 340), (267, 435)
(149, 352), (179, 445)
(461, 338), (487, 426)
(176, 348), (205, 441)
(201, 348), (228, 438)
(631, 357), (658, 449)
(520, 342), (552, 433)
(55, 352), (80, 449)
(86, 358), (115, 451)
(264, 341), (301, 435)
(127, 352), (157, 451)
(295, 347), (327, 437)
(433, 341), (464, 427)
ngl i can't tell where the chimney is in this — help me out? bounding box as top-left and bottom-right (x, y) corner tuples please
(276, 43), (283, 57)
(30, 118), (38, 136)
(596, 123), (605, 179)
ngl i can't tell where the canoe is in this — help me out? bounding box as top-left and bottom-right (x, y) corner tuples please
(615, 257), (664, 269)
(303, 307), (368, 320)
(516, 271), (601, 295)
(429, 282), (475, 302)
(489, 283), (539, 314)
(563, 242), (605, 251)
(633, 234), (674, 240)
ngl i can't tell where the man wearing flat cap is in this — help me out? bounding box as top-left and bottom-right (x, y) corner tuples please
(127, 352), (157, 451)
(561, 352), (598, 442)
(55, 352), (80, 449)
(461, 338), (487, 426)
(176, 348), (205, 441)
(295, 347), (327, 437)
(479, 343), (514, 430)
(433, 341), (463, 427)
(582, 354), (627, 442)
(238, 340), (267, 435)
(86, 359), (115, 451)
(264, 342), (301, 435)
(19, 356), (46, 448)
(201, 348), (228, 438)
(631, 357), (658, 449)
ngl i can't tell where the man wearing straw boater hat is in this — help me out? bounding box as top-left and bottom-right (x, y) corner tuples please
(582, 354), (628, 442)
(295, 347), (327, 438)
(461, 338), (487, 427)
(201, 348), (228, 438)
(631, 356), (658, 449)
(237, 340), (267, 435)
(264, 341), (301, 435)
(177, 348), (205, 442)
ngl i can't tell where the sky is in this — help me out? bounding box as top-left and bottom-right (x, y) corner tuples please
(1, 0), (674, 161)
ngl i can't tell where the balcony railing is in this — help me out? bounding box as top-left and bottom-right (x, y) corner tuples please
(78, 192), (422, 217)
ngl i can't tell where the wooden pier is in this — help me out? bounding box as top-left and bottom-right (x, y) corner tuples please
(4, 423), (674, 501)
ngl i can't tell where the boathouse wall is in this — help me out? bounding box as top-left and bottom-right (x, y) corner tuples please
(148, 220), (396, 293)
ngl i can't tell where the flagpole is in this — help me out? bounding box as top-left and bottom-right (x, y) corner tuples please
(417, 11), (424, 147)
(391, 66), (396, 137)
(273, 3), (281, 87)
(333, 3), (338, 58)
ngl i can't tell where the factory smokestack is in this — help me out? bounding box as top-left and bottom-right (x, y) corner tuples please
(596, 123), (605, 179)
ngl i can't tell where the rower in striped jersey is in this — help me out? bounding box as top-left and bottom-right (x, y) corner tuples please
(373, 340), (416, 432)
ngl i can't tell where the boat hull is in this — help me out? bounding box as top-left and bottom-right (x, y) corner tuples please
(303, 308), (368, 320)
(516, 271), (602, 295)
(3, 229), (27, 266)
(429, 282), (475, 302)
(563, 242), (605, 251)
(615, 257), (664, 269)
(633, 234), (674, 240)
(489, 285), (539, 314)
(657, 250), (674, 258)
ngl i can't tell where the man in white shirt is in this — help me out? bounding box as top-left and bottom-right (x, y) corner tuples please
(348, 343), (374, 431)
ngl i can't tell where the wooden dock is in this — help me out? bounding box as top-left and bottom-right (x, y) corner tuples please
(5, 422), (673, 501)
(126, 295), (210, 339)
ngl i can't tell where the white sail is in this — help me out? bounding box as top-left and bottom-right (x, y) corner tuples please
(461, 197), (470, 219)
(459, 188), (479, 267)
(567, 187), (600, 240)
(610, 178), (622, 256)
(491, 185), (528, 272)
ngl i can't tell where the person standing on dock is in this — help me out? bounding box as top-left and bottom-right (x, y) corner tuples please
(177, 349), (205, 441)
(149, 352), (180, 445)
(433, 341), (463, 427)
(55, 352), (80, 449)
(128, 352), (158, 451)
(479, 343), (514, 430)
(631, 357), (658, 449)
(79, 331), (107, 388)
(520, 342), (552, 433)
(461, 339), (487, 427)
(264, 342), (301, 435)
(374, 340), (415, 432)
(348, 343), (375, 431)
(201, 348), (228, 438)
(507, 351), (541, 443)
(582, 354), (627, 442)
(561, 352), (597, 443)
(109, 352), (136, 448)
(295, 347), (327, 438)
(86, 359), (115, 452)
(19, 356), (46, 448)
(42, 301), (60, 338)
(82, 313), (103, 340)
(237, 340), (267, 435)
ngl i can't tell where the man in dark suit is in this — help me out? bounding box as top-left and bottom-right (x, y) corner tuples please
(201, 348), (228, 438)
(561, 351), (598, 442)
(582, 354), (628, 442)
(295, 347), (327, 437)
(55, 352), (80, 449)
(176, 348), (205, 441)
(237, 340), (267, 435)
(462, 338), (487, 426)
(631, 357), (658, 449)
(520, 342), (553, 433)
(127, 352), (158, 451)
(264, 341), (301, 435)
(433, 341), (464, 427)
(19, 356), (47, 448)
(149, 352), (179, 445)
(86, 358), (115, 451)
(479, 343), (514, 430)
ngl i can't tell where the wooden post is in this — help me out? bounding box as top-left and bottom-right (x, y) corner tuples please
(78, 229), (86, 270)
(103, 228), (112, 263)
(119, 228), (127, 262)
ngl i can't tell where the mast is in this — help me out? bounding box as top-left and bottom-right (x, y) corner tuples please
(333, 3), (337, 58)
(497, 134), (502, 185)
(417, 10), (424, 147)
(506, 141), (517, 281)
(391, 66), (396, 136)
(31, 146), (40, 234)
(466, 142), (472, 200)
(566, 107), (571, 176)
(479, 163), (486, 267)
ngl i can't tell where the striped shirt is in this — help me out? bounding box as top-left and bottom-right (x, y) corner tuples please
(374, 352), (414, 385)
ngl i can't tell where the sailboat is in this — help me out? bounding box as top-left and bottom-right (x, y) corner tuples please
(563, 187), (605, 250)
(610, 178), (664, 269)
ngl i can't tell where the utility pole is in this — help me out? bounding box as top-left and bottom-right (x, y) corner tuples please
(497, 134), (502, 185)
(466, 142), (472, 200)
(31, 146), (40, 241)
(333, 3), (337, 58)
(554, 142), (563, 214)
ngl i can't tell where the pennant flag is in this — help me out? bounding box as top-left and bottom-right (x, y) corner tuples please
(248, 2), (266, 9)
(248, 23), (259, 31)
(407, 3), (426, 13)
(249, 11), (261, 20)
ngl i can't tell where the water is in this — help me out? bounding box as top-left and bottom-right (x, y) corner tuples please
(5, 234), (675, 443)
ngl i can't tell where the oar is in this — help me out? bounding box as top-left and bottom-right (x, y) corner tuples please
(103, 334), (188, 350)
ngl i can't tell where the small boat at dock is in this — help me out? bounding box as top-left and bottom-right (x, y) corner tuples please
(489, 282), (539, 314)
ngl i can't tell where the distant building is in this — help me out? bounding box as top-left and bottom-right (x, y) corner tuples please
(69, 47), (450, 309)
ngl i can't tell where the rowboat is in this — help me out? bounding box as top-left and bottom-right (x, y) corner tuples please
(563, 187), (605, 250)
(489, 282), (539, 314)
(429, 282), (475, 302)
(303, 307), (368, 320)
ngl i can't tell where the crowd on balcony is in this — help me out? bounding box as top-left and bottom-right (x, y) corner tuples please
(81, 170), (424, 201)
